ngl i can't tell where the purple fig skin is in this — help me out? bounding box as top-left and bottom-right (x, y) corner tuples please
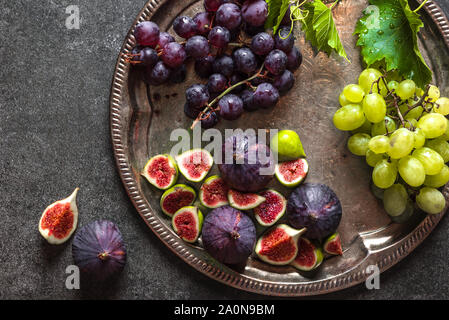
(202, 206), (256, 265)
(287, 183), (342, 240)
(72, 220), (126, 281)
(218, 132), (274, 193)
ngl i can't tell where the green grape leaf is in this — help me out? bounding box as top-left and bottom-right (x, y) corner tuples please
(273, 0), (292, 34)
(302, 0), (349, 60)
(265, 0), (290, 31)
(354, 0), (432, 88)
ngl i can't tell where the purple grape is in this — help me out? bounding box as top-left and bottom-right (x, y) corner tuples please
(186, 84), (210, 108)
(184, 103), (202, 119)
(232, 47), (258, 75)
(129, 47), (158, 68)
(161, 42), (186, 68)
(273, 70), (294, 94)
(264, 49), (287, 75)
(134, 21), (160, 47)
(173, 16), (198, 39)
(230, 73), (245, 93)
(208, 26), (231, 48)
(200, 110), (219, 128)
(193, 12), (213, 36)
(185, 35), (210, 59)
(274, 26), (294, 53)
(281, 5), (292, 26)
(286, 46), (303, 71)
(169, 64), (187, 84)
(144, 61), (171, 86)
(216, 3), (242, 31)
(251, 32), (274, 56)
(208, 73), (228, 93)
(195, 55), (215, 79)
(204, 0), (224, 12)
(157, 32), (175, 49)
(243, 23), (265, 36)
(218, 94), (244, 120)
(240, 89), (257, 111)
(253, 83), (279, 108)
(250, 75), (268, 86)
(212, 55), (234, 78)
(242, 0), (268, 27)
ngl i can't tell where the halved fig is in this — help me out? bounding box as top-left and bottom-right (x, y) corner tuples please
(291, 237), (323, 271)
(142, 154), (178, 190)
(176, 149), (213, 182)
(199, 175), (229, 208)
(172, 206), (203, 243)
(323, 232), (343, 255)
(275, 158), (309, 187)
(255, 224), (306, 266)
(253, 189), (286, 227)
(160, 184), (196, 217)
(228, 189), (266, 210)
(39, 188), (79, 245)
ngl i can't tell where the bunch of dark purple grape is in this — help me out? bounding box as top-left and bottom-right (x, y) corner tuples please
(129, 0), (302, 129)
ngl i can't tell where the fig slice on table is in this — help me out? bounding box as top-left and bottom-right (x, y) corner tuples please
(141, 154), (178, 190)
(323, 232), (343, 256)
(255, 224), (306, 266)
(172, 206), (203, 243)
(253, 189), (286, 227)
(291, 237), (323, 271)
(39, 188), (79, 245)
(199, 175), (229, 209)
(160, 184), (196, 217)
(275, 158), (309, 187)
(176, 148), (214, 182)
(228, 189), (266, 210)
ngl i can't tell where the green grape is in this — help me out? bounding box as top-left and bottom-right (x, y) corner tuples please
(417, 113), (447, 139)
(362, 93), (387, 123)
(412, 147), (444, 175)
(413, 127), (426, 149)
(425, 138), (449, 163)
(424, 165), (449, 188)
(366, 150), (388, 167)
(401, 100), (423, 120)
(339, 92), (351, 107)
(369, 135), (390, 154)
(416, 187), (446, 214)
(383, 184), (408, 217)
(370, 182), (385, 200)
(427, 85), (440, 102)
(352, 118), (372, 135)
(440, 118), (449, 141)
(347, 133), (371, 156)
(387, 128), (415, 159)
(343, 84), (365, 103)
(434, 97), (449, 115)
(358, 68), (388, 96)
(387, 80), (399, 91)
(398, 156), (426, 187)
(396, 80), (416, 100)
(402, 119), (418, 130)
(372, 159), (398, 189)
(371, 116), (397, 136)
(333, 104), (366, 131)
(416, 88), (425, 97)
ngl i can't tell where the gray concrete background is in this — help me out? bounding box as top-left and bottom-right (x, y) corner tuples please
(1, 0), (449, 300)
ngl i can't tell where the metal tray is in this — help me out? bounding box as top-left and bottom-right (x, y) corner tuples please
(110, 0), (449, 296)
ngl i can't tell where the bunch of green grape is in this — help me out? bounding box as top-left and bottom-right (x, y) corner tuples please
(333, 68), (449, 219)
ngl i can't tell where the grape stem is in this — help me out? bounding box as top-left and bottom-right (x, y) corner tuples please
(190, 64), (265, 129)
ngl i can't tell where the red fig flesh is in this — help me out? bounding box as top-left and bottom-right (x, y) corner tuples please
(176, 149), (213, 182)
(228, 189), (266, 210)
(160, 184), (196, 217)
(291, 237), (323, 271)
(142, 154), (178, 190)
(199, 175), (229, 208)
(253, 189), (286, 226)
(323, 232), (343, 255)
(275, 158), (309, 187)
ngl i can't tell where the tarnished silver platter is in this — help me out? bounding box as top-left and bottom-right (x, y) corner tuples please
(110, 0), (449, 296)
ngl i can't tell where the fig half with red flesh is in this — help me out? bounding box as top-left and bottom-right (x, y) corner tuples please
(142, 154), (178, 190)
(291, 237), (323, 271)
(323, 232), (343, 255)
(255, 224), (306, 266)
(199, 175), (229, 208)
(176, 149), (213, 182)
(275, 158), (309, 187)
(160, 184), (196, 217)
(72, 220), (126, 281)
(253, 189), (286, 227)
(172, 206), (203, 243)
(39, 188), (79, 245)
(228, 189), (266, 210)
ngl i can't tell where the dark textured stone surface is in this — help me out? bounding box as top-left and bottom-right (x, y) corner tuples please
(1, 0), (449, 300)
